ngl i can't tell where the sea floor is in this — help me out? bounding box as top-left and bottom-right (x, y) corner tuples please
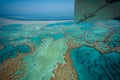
(0, 18), (120, 80)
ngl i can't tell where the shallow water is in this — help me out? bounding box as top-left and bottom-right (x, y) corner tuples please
(0, 19), (120, 80)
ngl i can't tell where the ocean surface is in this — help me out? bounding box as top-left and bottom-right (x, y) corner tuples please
(0, 14), (73, 21)
(0, 17), (120, 80)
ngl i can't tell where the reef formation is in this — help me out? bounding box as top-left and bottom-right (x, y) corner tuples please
(0, 19), (120, 80)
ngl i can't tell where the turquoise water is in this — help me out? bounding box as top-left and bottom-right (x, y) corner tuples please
(0, 24), (22, 31)
(70, 46), (120, 80)
(31, 35), (41, 47)
(0, 19), (120, 80)
(0, 44), (30, 63)
(47, 21), (74, 27)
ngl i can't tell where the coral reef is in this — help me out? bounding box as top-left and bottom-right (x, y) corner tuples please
(0, 19), (120, 80)
(0, 45), (34, 80)
(51, 39), (78, 80)
(0, 53), (25, 80)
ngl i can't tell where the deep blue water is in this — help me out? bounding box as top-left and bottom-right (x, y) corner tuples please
(70, 46), (120, 80)
(0, 14), (73, 21)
